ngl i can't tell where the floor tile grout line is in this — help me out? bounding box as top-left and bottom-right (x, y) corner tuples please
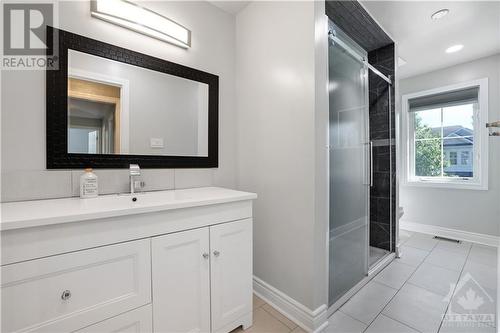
(344, 232), (433, 332)
(445, 244), (497, 329)
(361, 234), (436, 332)
(358, 280), (407, 331)
(466, 243), (498, 328)
(252, 300), (296, 333)
(358, 234), (434, 332)
(253, 295), (266, 311)
(401, 238), (465, 303)
(338, 309), (372, 328)
(401, 237), (434, 284)
(338, 234), (492, 333)
(379, 313), (424, 333)
(353, 234), (495, 333)
(260, 304), (298, 330)
(464, 245), (498, 329)
(406, 237), (497, 331)
(404, 280), (457, 299)
(420, 260), (466, 274)
(370, 276), (407, 291)
(335, 269), (400, 328)
(402, 240), (439, 253)
(436, 240), (473, 333)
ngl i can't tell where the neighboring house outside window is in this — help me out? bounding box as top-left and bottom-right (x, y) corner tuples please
(432, 126), (474, 177)
(402, 78), (489, 190)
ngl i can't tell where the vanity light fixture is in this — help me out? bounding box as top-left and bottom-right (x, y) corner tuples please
(431, 9), (449, 20)
(446, 44), (464, 53)
(90, 0), (191, 48)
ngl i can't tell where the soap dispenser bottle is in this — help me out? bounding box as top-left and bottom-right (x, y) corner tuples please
(80, 168), (98, 198)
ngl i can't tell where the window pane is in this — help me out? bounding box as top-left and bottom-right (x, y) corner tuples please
(442, 104), (474, 178)
(461, 151), (470, 165)
(414, 109), (441, 140)
(442, 104), (474, 129)
(415, 139), (442, 177)
(449, 151), (457, 165)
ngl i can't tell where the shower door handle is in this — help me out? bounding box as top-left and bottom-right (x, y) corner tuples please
(369, 141), (374, 187)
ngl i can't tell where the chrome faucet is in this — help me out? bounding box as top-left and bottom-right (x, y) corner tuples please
(129, 164), (141, 194)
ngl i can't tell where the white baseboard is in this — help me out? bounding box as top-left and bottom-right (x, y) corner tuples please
(253, 276), (328, 333)
(400, 220), (499, 247)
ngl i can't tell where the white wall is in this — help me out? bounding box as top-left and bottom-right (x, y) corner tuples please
(1, 0), (236, 202)
(235, 1), (328, 312)
(399, 54), (500, 236)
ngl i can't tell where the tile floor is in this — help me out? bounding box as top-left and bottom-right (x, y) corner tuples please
(331, 231), (498, 333)
(231, 294), (307, 333)
(239, 231), (498, 333)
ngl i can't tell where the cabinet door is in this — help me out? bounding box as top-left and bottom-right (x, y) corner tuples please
(152, 228), (211, 333)
(210, 219), (253, 332)
(76, 305), (152, 333)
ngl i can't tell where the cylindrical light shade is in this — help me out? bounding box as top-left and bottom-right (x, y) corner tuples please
(91, 0), (191, 48)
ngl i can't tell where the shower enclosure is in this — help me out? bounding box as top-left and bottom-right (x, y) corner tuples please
(327, 21), (395, 308)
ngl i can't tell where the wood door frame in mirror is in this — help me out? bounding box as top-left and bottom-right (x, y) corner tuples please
(46, 26), (218, 169)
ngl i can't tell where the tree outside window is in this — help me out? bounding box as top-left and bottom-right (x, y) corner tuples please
(413, 103), (474, 178)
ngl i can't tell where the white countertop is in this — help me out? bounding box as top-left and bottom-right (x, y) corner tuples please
(0, 187), (257, 231)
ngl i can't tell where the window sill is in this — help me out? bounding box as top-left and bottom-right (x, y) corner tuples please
(404, 178), (488, 191)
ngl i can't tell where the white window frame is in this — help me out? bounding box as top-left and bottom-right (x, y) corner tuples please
(402, 78), (489, 190)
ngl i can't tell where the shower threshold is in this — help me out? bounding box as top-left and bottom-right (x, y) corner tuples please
(369, 246), (389, 268)
(327, 251), (395, 317)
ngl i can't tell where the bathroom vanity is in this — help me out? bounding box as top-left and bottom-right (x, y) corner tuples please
(1, 187), (256, 333)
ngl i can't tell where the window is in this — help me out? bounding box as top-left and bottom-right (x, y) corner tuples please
(403, 79), (489, 190)
(461, 151), (470, 165)
(449, 151), (458, 166)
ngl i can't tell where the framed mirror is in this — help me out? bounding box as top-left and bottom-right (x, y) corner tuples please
(46, 26), (218, 169)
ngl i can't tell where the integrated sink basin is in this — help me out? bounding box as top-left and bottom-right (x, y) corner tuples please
(1, 187), (257, 231)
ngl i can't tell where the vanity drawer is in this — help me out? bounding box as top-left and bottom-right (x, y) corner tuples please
(75, 305), (152, 333)
(1, 239), (151, 333)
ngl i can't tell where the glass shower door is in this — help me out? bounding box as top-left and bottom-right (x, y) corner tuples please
(328, 30), (369, 306)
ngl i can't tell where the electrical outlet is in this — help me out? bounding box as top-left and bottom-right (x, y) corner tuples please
(150, 138), (164, 148)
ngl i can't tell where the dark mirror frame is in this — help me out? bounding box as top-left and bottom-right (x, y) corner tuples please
(46, 26), (218, 169)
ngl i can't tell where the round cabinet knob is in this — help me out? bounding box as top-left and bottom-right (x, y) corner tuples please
(213, 250), (220, 257)
(202, 253), (209, 259)
(61, 290), (71, 301)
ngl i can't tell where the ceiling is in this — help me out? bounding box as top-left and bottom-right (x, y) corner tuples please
(207, 1), (250, 15)
(361, 1), (500, 79)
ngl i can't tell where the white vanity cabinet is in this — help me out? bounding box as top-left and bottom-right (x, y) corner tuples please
(152, 219), (252, 333)
(152, 227), (212, 333)
(0, 187), (256, 333)
(209, 219), (253, 333)
(1, 239), (151, 333)
(75, 305), (153, 333)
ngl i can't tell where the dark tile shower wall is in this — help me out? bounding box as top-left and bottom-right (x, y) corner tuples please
(368, 43), (396, 251)
(326, 0), (397, 253)
(325, 1), (393, 52)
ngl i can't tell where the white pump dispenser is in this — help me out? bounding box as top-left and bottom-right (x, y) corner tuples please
(80, 168), (98, 198)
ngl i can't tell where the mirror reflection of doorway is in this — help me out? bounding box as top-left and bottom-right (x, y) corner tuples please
(67, 78), (121, 154)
